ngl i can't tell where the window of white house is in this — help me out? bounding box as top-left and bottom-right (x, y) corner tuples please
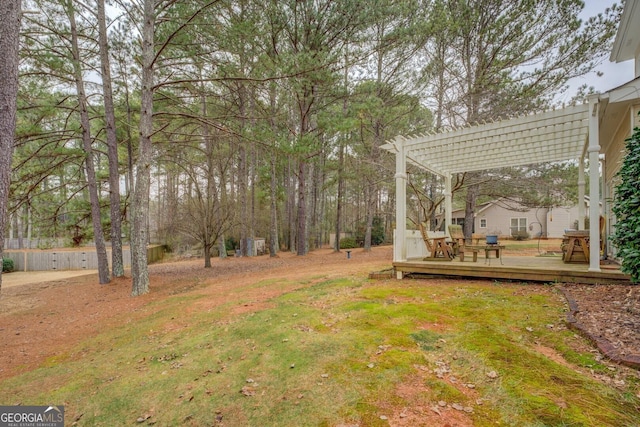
(510, 217), (527, 233)
(480, 218), (487, 228)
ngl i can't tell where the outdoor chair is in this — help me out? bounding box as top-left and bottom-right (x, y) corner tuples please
(419, 222), (453, 261)
(447, 224), (465, 256)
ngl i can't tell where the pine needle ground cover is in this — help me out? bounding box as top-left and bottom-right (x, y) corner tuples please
(1, 275), (639, 426)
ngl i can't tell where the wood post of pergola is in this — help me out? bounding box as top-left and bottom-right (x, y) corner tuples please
(587, 94), (602, 272)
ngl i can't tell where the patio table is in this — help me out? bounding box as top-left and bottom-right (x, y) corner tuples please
(465, 244), (505, 265)
(562, 231), (589, 263)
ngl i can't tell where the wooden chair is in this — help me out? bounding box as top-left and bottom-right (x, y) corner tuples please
(599, 215), (606, 255)
(447, 224), (465, 256)
(419, 223), (453, 261)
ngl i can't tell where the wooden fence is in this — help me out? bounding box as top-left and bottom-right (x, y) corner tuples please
(3, 246), (164, 271)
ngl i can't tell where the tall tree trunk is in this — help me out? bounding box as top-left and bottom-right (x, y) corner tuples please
(238, 142), (247, 256)
(165, 165), (178, 247)
(0, 0), (20, 293)
(296, 159), (306, 255)
(218, 233), (227, 259)
(218, 159), (228, 259)
(287, 159), (295, 252)
(363, 185), (374, 251)
(204, 243), (212, 268)
(202, 83), (217, 267)
(16, 209), (23, 249)
(464, 183), (479, 240)
(97, 0), (124, 277)
(67, 1), (110, 284)
(335, 51), (348, 252)
(267, 82), (279, 256)
(317, 154), (326, 248)
(131, 0), (155, 296)
(335, 139), (345, 252)
(308, 161), (317, 250)
(125, 85), (134, 197)
(269, 151), (279, 256)
(296, 88), (314, 256)
(249, 94), (257, 254)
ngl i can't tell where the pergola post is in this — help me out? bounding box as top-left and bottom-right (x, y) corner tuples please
(601, 158), (608, 257)
(587, 95), (601, 272)
(394, 140), (407, 266)
(578, 155), (585, 230)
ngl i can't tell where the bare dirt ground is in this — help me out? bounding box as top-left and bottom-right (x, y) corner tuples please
(0, 248), (393, 381)
(0, 245), (638, 425)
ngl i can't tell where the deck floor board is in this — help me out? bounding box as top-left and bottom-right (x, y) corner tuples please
(394, 254), (629, 284)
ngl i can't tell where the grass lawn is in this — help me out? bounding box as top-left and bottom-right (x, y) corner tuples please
(1, 265), (639, 426)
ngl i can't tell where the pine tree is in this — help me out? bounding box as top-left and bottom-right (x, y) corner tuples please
(0, 0), (21, 293)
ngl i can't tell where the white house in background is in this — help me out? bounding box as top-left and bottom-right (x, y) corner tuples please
(451, 198), (598, 239)
(383, 0), (640, 274)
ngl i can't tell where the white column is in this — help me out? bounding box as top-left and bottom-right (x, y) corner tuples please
(578, 155), (585, 230)
(394, 142), (407, 265)
(587, 95), (601, 272)
(445, 175), (452, 233)
(601, 158), (607, 257)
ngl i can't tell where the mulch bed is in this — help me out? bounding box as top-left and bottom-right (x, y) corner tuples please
(560, 284), (640, 369)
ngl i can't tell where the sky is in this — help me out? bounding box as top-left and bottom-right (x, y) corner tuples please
(560, 0), (635, 102)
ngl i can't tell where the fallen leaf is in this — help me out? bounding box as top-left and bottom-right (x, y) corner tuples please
(240, 386), (256, 396)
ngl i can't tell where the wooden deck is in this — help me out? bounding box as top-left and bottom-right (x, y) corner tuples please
(394, 254), (630, 285)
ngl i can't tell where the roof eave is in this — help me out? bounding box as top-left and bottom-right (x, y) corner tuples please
(610, 0), (640, 63)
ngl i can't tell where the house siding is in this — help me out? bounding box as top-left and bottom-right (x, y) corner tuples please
(475, 205), (548, 238)
(604, 105), (636, 183)
(451, 203), (557, 238)
(604, 104), (640, 258)
(546, 206), (580, 237)
(450, 201), (589, 239)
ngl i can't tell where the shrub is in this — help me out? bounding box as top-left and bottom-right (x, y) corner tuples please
(355, 217), (386, 246)
(339, 237), (358, 249)
(612, 115), (640, 283)
(225, 236), (238, 251)
(2, 258), (15, 273)
(511, 231), (530, 241)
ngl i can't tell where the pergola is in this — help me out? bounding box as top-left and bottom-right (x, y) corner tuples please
(382, 98), (604, 272)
